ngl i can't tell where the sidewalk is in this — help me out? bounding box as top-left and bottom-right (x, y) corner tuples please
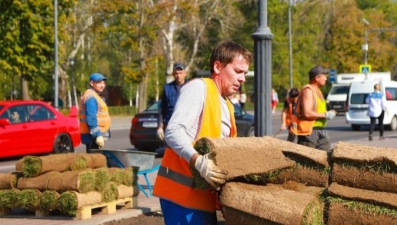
(1, 115), (397, 225)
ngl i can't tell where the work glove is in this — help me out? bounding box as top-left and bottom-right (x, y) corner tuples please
(95, 136), (105, 149)
(195, 153), (228, 190)
(325, 110), (336, 120)
(157, 128), (164, 141)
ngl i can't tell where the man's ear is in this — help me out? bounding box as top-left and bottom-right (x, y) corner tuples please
(213, 61), (222, 75)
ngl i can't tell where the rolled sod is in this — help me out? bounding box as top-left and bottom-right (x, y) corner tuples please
(220, 182), (324, 225)
(275, 138), (330, 187)
(332, 141), (397, 193)
(328, 182), (397, 210)
(79, 153), (107, 168)
(16, 154), (87, 177)
(94, 167), (110, 192)
(193, 136), (295, 189)
(327, 200), (397, 224)
(57, 191), (102, 216)
(121, 166), (139, 186)
(108, 168), (124, 185)
(17, 189), (42, 211)
(39, 190), (60, 213)
(47, 170), (95, 193)
(0, 189), (20, 208)
(117, 184), (134, 199)
(15, 153), (107, 178)
(0, 172), (23, 189)
(17, 171), (60, 190)
(101, 182), (118, 202)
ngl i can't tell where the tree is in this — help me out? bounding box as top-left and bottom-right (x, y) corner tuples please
(0, 0), (73, 100)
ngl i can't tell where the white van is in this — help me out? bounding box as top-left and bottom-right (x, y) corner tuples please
(327, 83), (350, 113)
(345, 80), (397, 131)
(327, 72), (391, 113)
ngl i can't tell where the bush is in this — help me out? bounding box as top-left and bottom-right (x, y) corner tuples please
(58, 106), (137, 116)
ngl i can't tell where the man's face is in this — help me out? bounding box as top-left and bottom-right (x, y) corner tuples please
(90, 80), (106, 93)
(315, 74), (328, 87)
(173, 69), (187, 85)
(214, 55), (249, 97)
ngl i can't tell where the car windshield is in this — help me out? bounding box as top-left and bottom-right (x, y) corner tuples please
(146, 101), (160, 111)
(330, 86), (349, 95)
(350, 93), (369, 104)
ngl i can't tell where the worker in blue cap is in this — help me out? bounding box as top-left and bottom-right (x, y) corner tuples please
(79, 73), (111, 153)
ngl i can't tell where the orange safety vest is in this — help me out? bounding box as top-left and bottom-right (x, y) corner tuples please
(79, 89), (111, 134)
(153, 78), (237, 212)
(291, 84), (327, 135)
(285, 97), (295, 127)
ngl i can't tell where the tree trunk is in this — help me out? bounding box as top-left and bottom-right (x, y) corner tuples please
(21, 76), (30, 100)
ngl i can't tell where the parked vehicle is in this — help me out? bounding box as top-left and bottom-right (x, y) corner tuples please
(0, 100), (81, 158)
(129, 101), (255, 152)
(327, 72), (391, 113)
(345, 80), (397, 131)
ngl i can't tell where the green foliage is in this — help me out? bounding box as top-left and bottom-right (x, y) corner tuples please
(1, 0), (397, 105)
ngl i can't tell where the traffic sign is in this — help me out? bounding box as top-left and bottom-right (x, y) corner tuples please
(359, 64), (371, 73)
(328, 69), (337, 82)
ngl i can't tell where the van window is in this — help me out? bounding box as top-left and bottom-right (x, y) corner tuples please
(385, 87), (397, 100)
(330, 86), (349, 95)
(350, 93), (369, 104)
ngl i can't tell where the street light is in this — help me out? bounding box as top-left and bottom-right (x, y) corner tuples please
(252, 0), (273, 136)
(54, 0), (59, 109)
(362, 18), (370, 65)
(288, 0), (293, 89)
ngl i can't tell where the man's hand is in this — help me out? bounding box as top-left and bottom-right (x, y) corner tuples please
(96, 136), (105, 148)
(195, 153), (227, 190)
(157, 128), (164, 140)
(280, 123), (287, 130)
(325, 110), (336, 120)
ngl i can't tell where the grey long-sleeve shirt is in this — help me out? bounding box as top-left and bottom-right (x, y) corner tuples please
(164, 79), (232, 163)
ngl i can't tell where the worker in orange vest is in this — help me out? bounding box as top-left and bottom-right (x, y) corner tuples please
(153, 41), (252, 225)
(280, 88), (300, 142)
(291, 65), (336, 152)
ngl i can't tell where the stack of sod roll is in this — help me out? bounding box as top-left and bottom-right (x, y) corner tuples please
(0, 153), (140, 216)
(327, 142), (397, 224)
(194, 136), (328, 224)
(193, 136), (397, 224)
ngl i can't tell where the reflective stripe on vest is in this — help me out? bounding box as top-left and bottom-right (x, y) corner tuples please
(290, 84), (327, 135)
(79, 89), (111, 134)
(153, 78), (236, 212)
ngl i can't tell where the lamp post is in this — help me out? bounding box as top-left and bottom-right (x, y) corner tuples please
(362, 18), (370, 65)
(252, 0), (273, 136)
(288, 0), (293, 89)
(54, 0), (59, 109)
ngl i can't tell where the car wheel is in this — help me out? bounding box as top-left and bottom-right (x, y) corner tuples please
(247, 126), (255, 137)
(53, 133), (74, 154)
(351, 124), (361, 131)
(388, 116), (397, 131)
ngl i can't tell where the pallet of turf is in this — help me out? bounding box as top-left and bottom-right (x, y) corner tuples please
(15, 153), (107, 177)
(327, 183), (397, 224)
(220, 182), (325, 225)
(57, 190), (134, 220)
(332, 142), (397, 193)
(193, 137), (295, 189)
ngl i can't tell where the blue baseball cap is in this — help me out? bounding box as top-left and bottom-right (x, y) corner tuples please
(90, 73), (108, 82)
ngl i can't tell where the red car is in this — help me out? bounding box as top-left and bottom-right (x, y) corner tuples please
(0, 100), (81, 158)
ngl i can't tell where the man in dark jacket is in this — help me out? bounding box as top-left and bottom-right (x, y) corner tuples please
(157, 63), (188, 140)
